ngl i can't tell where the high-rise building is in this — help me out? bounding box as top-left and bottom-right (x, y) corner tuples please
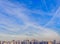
(0, 41), (1, 44)
(10, 40), (16, 44)
(53, 40), (56, 44)
(48, 41), (53, 44)
(16, 40), (21, 44)
(39, 41), (48, 44)
(2, 41), (8, 44)
(7, 41), (11, 44)
(29, 41), (32, 44)
(31, 39), (39, 44)
(21, 40), (30, 44)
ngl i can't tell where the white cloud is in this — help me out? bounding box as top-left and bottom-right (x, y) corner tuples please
(44, 7), (60, 27)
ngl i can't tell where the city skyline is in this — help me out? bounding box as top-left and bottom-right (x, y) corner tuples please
(0, 39), (60, 44)
(0, 0), (60, 40)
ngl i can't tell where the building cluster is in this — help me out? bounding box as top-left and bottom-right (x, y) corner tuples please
(0, 40), (60, 44)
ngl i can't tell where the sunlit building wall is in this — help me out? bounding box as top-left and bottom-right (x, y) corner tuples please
(48, 41), (53, 44)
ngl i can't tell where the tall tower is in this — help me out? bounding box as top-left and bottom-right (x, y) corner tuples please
(53, 40), (56, 44)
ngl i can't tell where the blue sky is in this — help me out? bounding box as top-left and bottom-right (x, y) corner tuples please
(0, 0), (60, 40)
